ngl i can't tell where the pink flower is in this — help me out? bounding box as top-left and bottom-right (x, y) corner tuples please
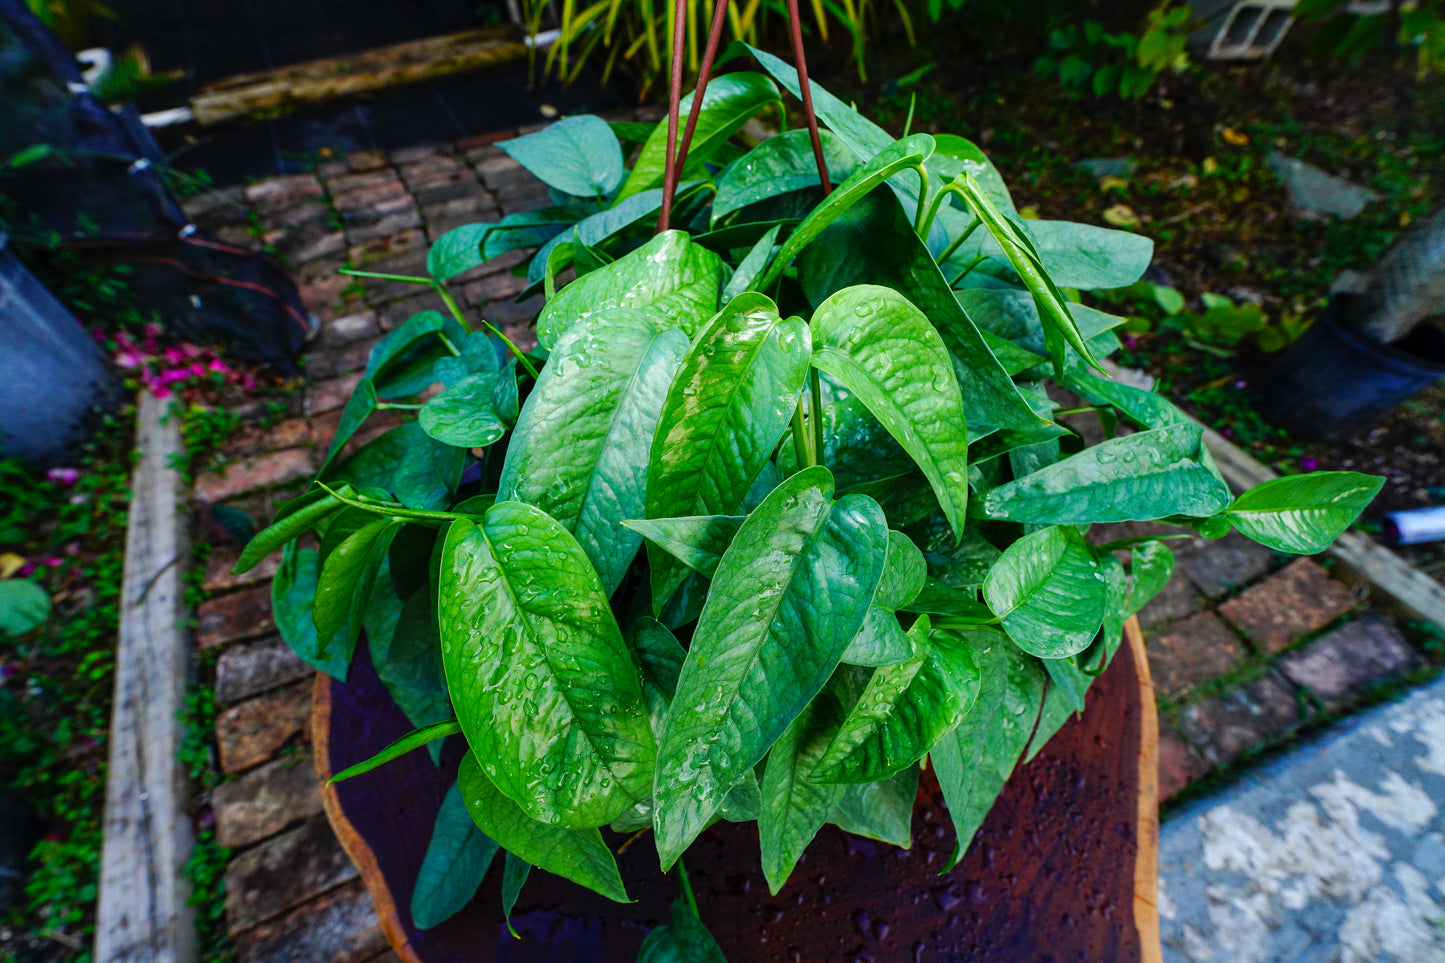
(189, 363), (207, 377)
(153, 386), (171, 399)
(1123, 335), (1139, 349)
(242, 375), (257, 389)
(208, 359), (229, 373)
(44, 557), (63, 567)
(46, 468), (79, 485)
(164, 347), (185, 364)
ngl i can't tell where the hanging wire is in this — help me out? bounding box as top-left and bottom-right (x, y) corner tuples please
(656, 0), (690, 233)
(784, 0), (832, 194)
(674, 0), (733, 177)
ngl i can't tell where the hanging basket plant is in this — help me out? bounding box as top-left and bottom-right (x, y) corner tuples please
(234, 5), (1383, 956)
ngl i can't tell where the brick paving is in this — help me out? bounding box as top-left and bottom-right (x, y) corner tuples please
(178, 121), (1439, 959)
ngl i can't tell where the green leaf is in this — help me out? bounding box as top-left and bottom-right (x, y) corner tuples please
(645, 293), (811, 604)
(828, 765), (917, 847)
(232, 490), (345, 574)
(616, 72), (781, 202)
(623, 515), (745, 579)
(813, 615), (980, 783)
(842, 530), (927, 667)
(365, 311), (467, 399)
(0, 580), (50, 636)
(631, 616), (688, 731)
(977, 422), (1233, 524)
(499, 309), (689, 595)
(434, 331), (503, 386)
(983, 526), (1105, 659)
(317, 378), (378, 475)
(482, 205), (592, 261)
(712, 129), (857, 224)
(329, 718), (461, 782)
(312, 517), (396, 658)
(756, 134), (936, 292)
(500, 851), (531, 935)
(526, 185), (702, 287)
(419, 374), (506, 449)
(637, 900), (730, 963)
(330, 422), (466, 511)
(722, 224), (781, 302)
(1225, 471), (1384, 554)
(492, 359), (519, 426)
(759, 687), (848, 894)
(273, 544), (352, 680)
(411, 782), (500, 929)
(536, 231), (724, 350)
(1126, 540), (1174, 615)
(427, 223), (491, 282)
(456, 753), (628, 902)
(651, 466), (888, 869)
(439, 508), (655, 828)
(809, 284), (971, 539)
(930, 628), (1046, 869)
(498, 115), (625, 198)
(955, 291), (1122, 362)
(1025, 220), (1154, 290)
(796, 192), (1042, 432)
(926, 133), (1016, 217)
(1061, 366), (1188, 430)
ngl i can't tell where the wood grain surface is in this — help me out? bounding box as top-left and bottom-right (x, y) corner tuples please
(316, 619), (1160, 962)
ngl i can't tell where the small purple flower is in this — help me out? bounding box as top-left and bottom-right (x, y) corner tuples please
(46, 467), (79, 485)
(0, 663), (17, 680)
(18, 562), (35, 577)
(1123, 335), (1139, 349)
(1233, 380), (1247, 389)
(1220, 428), (1232, 437)
(1300, 456), (1319, 471)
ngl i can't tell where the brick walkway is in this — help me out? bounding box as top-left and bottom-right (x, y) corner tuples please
(180, 124), (1435, 959)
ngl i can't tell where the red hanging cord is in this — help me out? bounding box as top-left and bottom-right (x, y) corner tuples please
(656, 0), (690, 234)
(784, 0), (832, 195)
(674, 0), (732, 177)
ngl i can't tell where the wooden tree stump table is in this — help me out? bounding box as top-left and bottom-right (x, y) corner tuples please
(313, 620), (1161, 962)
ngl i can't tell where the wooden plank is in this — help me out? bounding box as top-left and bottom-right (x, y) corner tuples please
(1101, 360), (1445, 632)
(95, 393), (197, 963)
(189, 28), (528, 126)
(1128, 616), (1164, 963)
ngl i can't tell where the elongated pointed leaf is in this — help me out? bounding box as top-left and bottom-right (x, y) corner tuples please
(651, 467), (888, 869)
(439, 508), (655, 828)
(456, 753), (627, 902)
(419, 373), (506, 449)
(842, 531), (926, 666)
(318, 378), (378, 475)
(329, 719), (462, 782)
(616, 72), (781, 202)
(623, 515), (745, 579)
(233, 490), (345, 574)
(757, 135), (936, 291)
(813, 616), (980, 783)
(646, 291), (811, 538)
(977, 422), (1233, 524)
(1126, 540), (1175, 615)
(498, 115), (624, 198)
(427, 223), (491, 281)
(722, 224), (781, 302)
(1025, 220), (1154, 290)
(759, 688), (848, 895)
(411, 782), (500, 929)
(498, 309), (689, 595)
(536, 231), (724, 350)
(930, 628), (1046, 869)
(796, 191), (1042, 431)
(330, 422), (465, 511)
(312, 517), (395, 656)
(526, 185), (703, 287)
(829, 765), (917, 847)
(1224, 471), (1383, 554)
(366, 311), (468, 399)
(810, 284), (970, 538)
(927, 133), (1015, 217)
(273, 544), (352, 680)
(713, 129), (857, 224)
(983, 526), (1105, 659)
(1062, 366), (1187, 429)
(482, 205), (592, 262)
(500, 851), (531, 934)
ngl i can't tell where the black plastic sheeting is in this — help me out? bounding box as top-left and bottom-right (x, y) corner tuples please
(0, 0), (309, 371)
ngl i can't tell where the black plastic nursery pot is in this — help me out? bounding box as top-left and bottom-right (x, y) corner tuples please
(313, 623), (1161, 963)
(1254, 302), (1445, 442)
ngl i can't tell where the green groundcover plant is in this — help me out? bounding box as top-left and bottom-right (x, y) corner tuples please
(234, 48), (1382, 949)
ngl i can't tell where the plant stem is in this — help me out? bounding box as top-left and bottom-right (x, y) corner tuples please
(376, 402), (423, 411)
(677, 856), (700, 919)
(339, 267), (432, 285)
(433, 282), (541, 380)
(936, 216), (981, 266)
(948, 253), (989, 287)
(912, 165), (931, 236)
(809, 368), (824, 466)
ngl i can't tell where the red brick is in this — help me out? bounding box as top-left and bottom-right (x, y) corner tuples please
(217, 635), (313, 706)
(347, 228), (428, 268)
(304, 340), (373, 380)
(204, 543), (282, 594)
(1146, 612), (1245, 697)
(1175, 674), (1304, 768)
(216, 681), (312, 773)
(214, 223), (262, 249)
(1276, 614), (1422, 707)
(1174, 532), (1275, 598)
(221, 418), (312, 459)
(1218, 557), (1359, 654)
(318, 312), (380, 348)
(299, 274), (366, 321)
(326, 169), (399, 196)
(196, 584), (275, 649)
(424, 195), (501, 241)
(482, 293), (543, 329)
(225, 818), (355, 932)
(181, 185), (247, 223)
(374, 291), (438, 332)
(257, 200), (329, 232)
(245, 174), (323, 217)
(214, 750), (323, 849)
(236, 881), (385, 963)
(345, 149), (389, 174)
(1137, 573), (1201, 630)
(344, 210), (423, 245)
(332, 180), (407, 216)
(1157, 723), (1207, 802)
(196, 449), (316, 503)
(460, 269), (527, 308)
(306, 372), (365, 416)
(459, 129), (515, 157)
(389, 141), (452, 165)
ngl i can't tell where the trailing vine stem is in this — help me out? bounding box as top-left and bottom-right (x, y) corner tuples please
(434, 280), (540, 380)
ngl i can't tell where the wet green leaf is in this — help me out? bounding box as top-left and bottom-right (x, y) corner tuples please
(636, 899), (729, 963)
(759, 688), (848, 895)
(1126, 540), (1174, 615)
(331, 422), (466, 511)
(273, 544), (352, 680)
(0, 579), (49, 636)
(712, 129), (857, 224)
(411, 782), (499, 929)
(623, 515), (745, 579)
(329, 718), (461, 782)
(498, 115), (624, 198)
(366, 311), (467, 399)
(829, 765), (917, 847)
(419, 374), (506, 449)
(984, 526), (1105, 659)
(1225, 471), (1383, 554)
(233, 489), (345, 574)
(439, 508), (655, 828)
(312, 517), (395, 656)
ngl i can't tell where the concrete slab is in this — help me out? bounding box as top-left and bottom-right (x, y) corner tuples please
(1159, 674), (1445, 962)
